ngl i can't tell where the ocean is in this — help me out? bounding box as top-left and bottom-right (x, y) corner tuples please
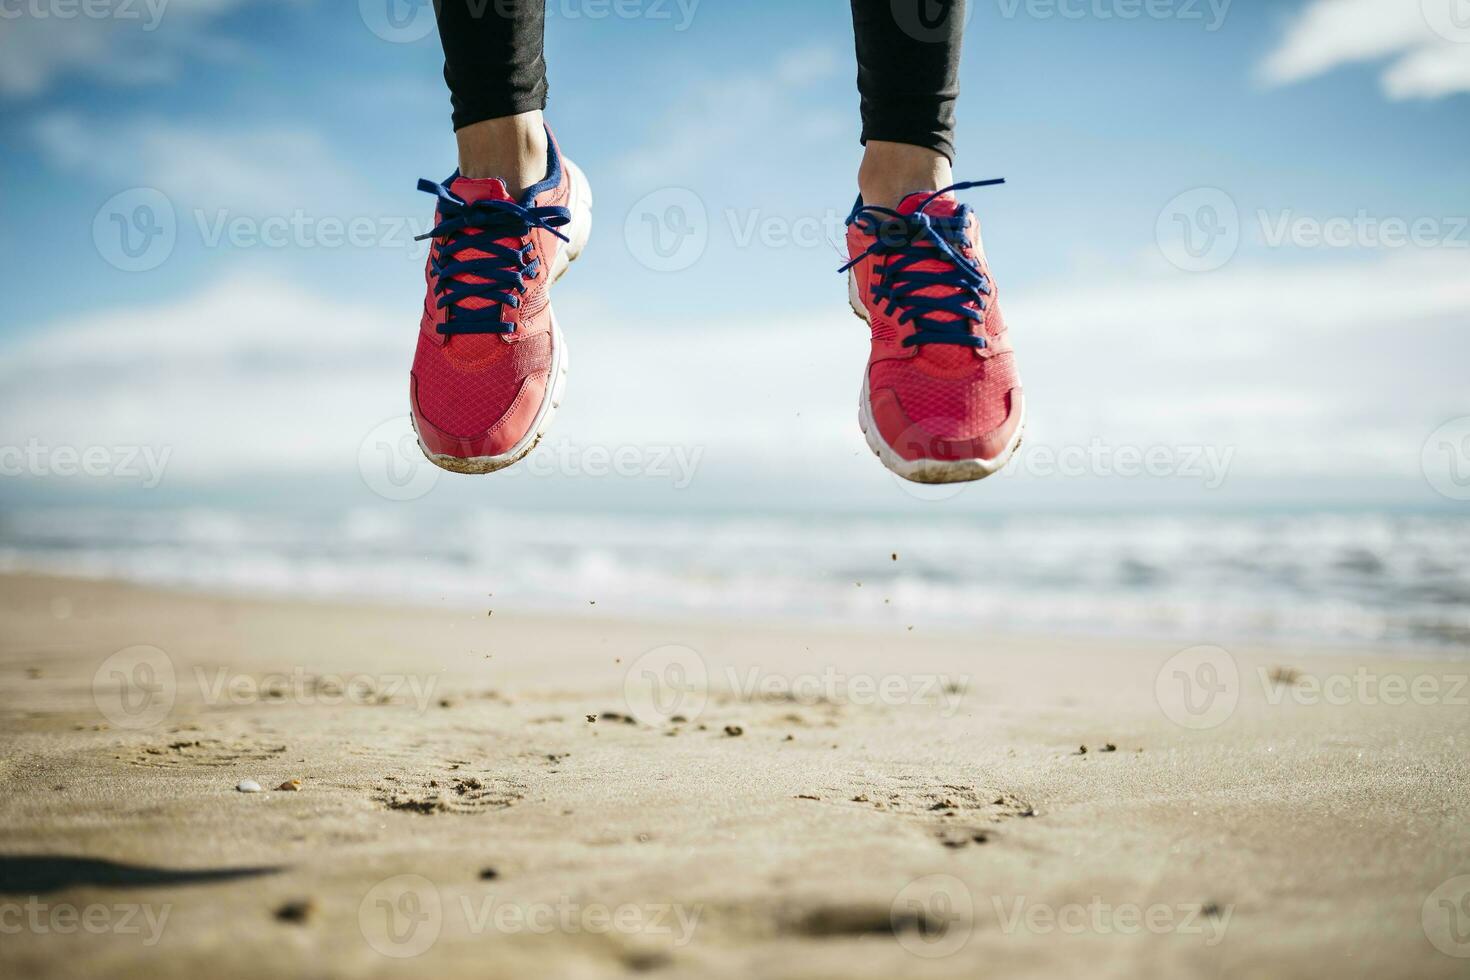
(3, 505), (1467, 653)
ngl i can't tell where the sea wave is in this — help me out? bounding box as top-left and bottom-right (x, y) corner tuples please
(2, 507), (1468, 652)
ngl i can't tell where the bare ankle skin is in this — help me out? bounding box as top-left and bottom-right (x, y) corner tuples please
(858, 141), (954, 210)
(455, 111), (548, 197)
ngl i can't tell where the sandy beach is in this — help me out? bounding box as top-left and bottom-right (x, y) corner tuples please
(1, 571), (1467, 978)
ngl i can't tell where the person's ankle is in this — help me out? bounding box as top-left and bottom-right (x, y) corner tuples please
(456, 111), (548, 197)
(858, 141), (954, 210)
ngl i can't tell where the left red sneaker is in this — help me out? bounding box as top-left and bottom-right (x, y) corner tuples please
(841, 180), (1024, 485)
(409, 129), (591, 474)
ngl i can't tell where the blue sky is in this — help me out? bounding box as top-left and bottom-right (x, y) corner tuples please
(1, 0), (1468, 513)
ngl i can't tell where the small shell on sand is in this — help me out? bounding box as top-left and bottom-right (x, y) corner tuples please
(277, 779), (302, 791)
(237, 779), (264, 793)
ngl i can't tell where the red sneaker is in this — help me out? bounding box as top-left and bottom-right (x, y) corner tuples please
(410, 130), (591, 473)
(841, 180), (1024, 485)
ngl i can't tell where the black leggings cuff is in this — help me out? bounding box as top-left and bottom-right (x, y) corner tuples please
(450, 84), (549, 132)
(860, 124), (956, 164)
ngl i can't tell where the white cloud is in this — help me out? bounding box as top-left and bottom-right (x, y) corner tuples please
(1012, 248), (1470, 477)
(0, 274), (856, 481)
(33, 111), (365, 214)
(1382, 38), (1470, 99)
(0, 274), (407, 477)
(0, 249), (1466, 486)
(1259, 0), (1470, 99)
(1, 275), (402, 371)
(0, 0), (298, 97)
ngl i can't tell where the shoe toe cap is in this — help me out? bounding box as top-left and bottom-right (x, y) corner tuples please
(411, 369), (549, 460)
(869, 380), (1023, 464)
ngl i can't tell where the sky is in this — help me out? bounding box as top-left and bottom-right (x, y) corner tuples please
(0, 0), (1468, 515)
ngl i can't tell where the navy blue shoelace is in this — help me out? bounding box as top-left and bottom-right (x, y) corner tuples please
(416, 177), (572, 336)
(838, 179), (1005, 349)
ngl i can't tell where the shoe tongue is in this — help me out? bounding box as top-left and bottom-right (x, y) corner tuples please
(890, 191), (974, 368)
(897, 190), (960, 219)
(448, 175), (513, 204)
(439, 176), (519, 356)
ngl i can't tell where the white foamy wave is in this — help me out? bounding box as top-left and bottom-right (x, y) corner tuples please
(2, 507), (1468, 652)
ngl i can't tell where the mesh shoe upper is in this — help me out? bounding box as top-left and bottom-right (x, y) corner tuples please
(846, 186), (1022, 460)
(411, 140), (573, 457)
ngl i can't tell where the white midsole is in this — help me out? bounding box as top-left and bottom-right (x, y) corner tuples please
(414, 158), (592, 475)
(553, 158), (593, 280)
(848, 270), (1025, 486)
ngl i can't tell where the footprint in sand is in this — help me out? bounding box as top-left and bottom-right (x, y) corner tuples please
(372, 768), (528, 814)
(803, 774), (1037, 847)
(127, 737), (287, 769)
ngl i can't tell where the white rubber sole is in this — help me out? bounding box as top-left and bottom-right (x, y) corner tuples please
(849, 271), (1026, 486)
(415, 158), (593, 476)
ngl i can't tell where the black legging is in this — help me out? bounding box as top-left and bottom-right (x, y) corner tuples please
(434, 0), (965, 162)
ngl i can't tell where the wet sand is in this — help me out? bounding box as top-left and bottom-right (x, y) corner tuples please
(1, 573), (1467, 978)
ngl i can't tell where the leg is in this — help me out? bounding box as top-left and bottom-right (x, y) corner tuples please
(843, 1), (1023, 486)
(434, 0), (549, 194)
(410, 1), (592, 476)
(850, 0), (965, 207)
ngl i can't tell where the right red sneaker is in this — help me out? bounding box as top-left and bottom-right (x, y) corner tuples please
(409, 128), (592, 473)
(841, 180), (1024, 485)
